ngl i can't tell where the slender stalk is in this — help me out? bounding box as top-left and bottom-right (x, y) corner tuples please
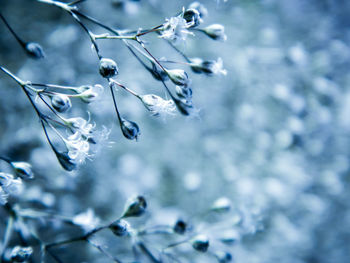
(0, 66), (25, 86)
(0, 156), (11, 164)
(68, 0), (87, 6)
(138, 242), (161, 263)
(86, 238), (122, 263)
(31, 83), (79, 92)
(37, 93), (67, 124)
(46, 248), (64, 263)
(45, 225), (108, 249)
(0, 13), (26, 47)
(94, 34), (136, 40)
(112, 80), (140, 99)
(160, 33), (191, 63)
(69, 12), (102, 59)
(109, 81), (123, 124)
(0, 210), (15, 262)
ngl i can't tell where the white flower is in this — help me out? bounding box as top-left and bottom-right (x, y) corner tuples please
(65, 115), (95, 139)
(160, 16), (194, 45)
(72, 208), (100, 231)
(64, 132), (90, 165)
(140, 94), (176, 116)
(0, 172), (23, 204)
(209, 57), (227, 75)
(0, 187), (8, 205)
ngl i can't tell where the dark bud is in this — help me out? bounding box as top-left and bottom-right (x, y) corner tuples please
(109, 219), (130, 236)
(55, 151), (77, 171)
(122, 195), (147, 218)
(51, 94), (72, 113)
(175, 85), (192, 100)
(150, 62), (169, 81)
(190, 59), (216, 75)
(10, 246), (33, 262)
(215, 251), (233, 263)
(173, 98), (194, 116)
(99, 58), (119, 78)
(190, 58), (204, 74)
(183, 9), (201, 28)
(188, 2), (208, 18)
(121, 118), (140, 140)
(201, 60), (217, 75)
(111, 0), (124, 8)
(173, 219), (187, 234)
(25, 42), (45, 59)
(191, 235), (209, 252)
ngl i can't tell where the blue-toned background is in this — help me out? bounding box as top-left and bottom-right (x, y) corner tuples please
(1, 0), (350, 262)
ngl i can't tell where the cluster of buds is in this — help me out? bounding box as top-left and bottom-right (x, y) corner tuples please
(0, 66), (108, 171)
(38, 195), (241, 262)
(0, 0), (227, 170)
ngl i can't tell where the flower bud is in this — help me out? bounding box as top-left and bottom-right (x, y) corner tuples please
(189, 2), (208, 18)
(203, 24), (227, 41)
(10, 162), (34, 180)
(173, 219), (187, 234)
(175, 85), (192, 100)
(79, 84), (103, 103)
(183, 8), (201, 28)
(211, 197), (232, 213)
(191, 235), (209, 252)
(189, 58), (204, 74)
(25, 42), (45, 59)
(215, 251), (233, 263)
(10, 246), (33, 262)
(122, 195), (147, 218)
(0, 173), (22, 195)
(76, 85), (92, 93)
(55, 151), (77, 171)
(121, 118), (140, 140)
(109, 219), (130, 236)
(99, 58), (119, 78)
(51, 94), (72, 113)
(218, 229), (240, 245)
(166, 69), (189, 86)
(151, 63), (169, 81)
(190, 57), (227, 76)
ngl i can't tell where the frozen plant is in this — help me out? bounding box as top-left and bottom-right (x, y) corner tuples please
(0, 0), (228, 171)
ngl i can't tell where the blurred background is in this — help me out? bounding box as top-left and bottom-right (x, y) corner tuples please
(1, 0), (350, 262)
